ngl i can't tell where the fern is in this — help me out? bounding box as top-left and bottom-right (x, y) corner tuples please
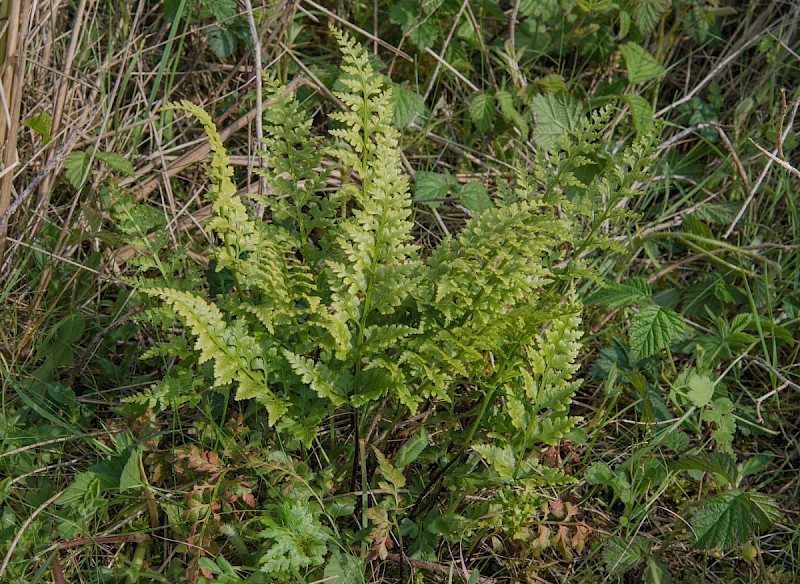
(129, 27), (653, 574)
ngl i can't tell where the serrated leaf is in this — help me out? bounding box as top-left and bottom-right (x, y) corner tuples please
(24, 111), (52, 143)
(586, 278), (651, 308)
(206, 25), (236, 58)
(64, 150), (91, 188)
(389, 0), (417, 26)
(456, 182), (492, 214)
(530, 92), (583, 150)
(119, 447), (142, 491)
(409, 20), (438, 51)
(629, 305), (685, 359)
(468, 91), (495, 132)
(414, 171), (456, 207)
(672, 452), (737, 485)
(620, 42), (665, 85)
(684, 369), (715, 408)
(624, 94), (654, 136)
(633, 0), (669, 35)
(392, 84), (428, 127)
(602, 536), (648, 574)
(323, 551), (364, 584)
(691, 489), (780, 549)
(96, 151), (134, 176)
(644, 555), (672, 584)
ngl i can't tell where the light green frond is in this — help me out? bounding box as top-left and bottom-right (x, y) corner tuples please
(143, 287), (289, 423)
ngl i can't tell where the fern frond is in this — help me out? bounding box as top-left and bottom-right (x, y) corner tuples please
(143, 287), (289, 423)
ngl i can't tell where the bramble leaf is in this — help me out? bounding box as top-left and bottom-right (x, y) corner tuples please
(629, 305), (685, 359)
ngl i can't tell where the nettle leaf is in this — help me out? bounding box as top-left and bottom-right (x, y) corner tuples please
(633, 0), (670, 35)
(96, 151), (134, 176)
(409, 20), (439, 51)
(206, 25), (237, 58)
(414, 171), (457, 207)
(531, 92), (583, 150)
(456, 182), (492, 214)
(468, 91), (496, 132)
(691, 489), (780, 549)
(672, 452), (737, 486)
(64, 150), (91, 188)
(388, 0), (416, 26)
(392, 84), (428, 127)
(586, 278), (651, 309)
(629, 305), (685, 359)
(602, 535), (649, 574)
(620, 42), (665, 85)
(624, 94), (655, 137)
(644, 555), (672, 584)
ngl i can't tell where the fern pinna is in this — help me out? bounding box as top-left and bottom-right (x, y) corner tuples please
(134, 26), (648, 578)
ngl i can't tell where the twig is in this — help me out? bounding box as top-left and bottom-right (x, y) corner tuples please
(424, 46), (479, 92)
(724, 96), (800, 238)
(302, 0), (412, 62)
(423, 0), (470, 102)
(750, 140), (800, 180)
(242, 0), (266, 204)
(655, 28), (773, 118)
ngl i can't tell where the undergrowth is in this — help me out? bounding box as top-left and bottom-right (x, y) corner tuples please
(1, 1), (799, 583)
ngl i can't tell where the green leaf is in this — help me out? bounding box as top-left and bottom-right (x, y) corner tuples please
(530, 92), (583, 150)
(602, 536), (648, 574)
(24, 110), (52, 143)
(409, 20), (439, 51)
(206, 25), (237, 58)
(389, 0), (416, 26)
(119, 447), (143, 491)
(414, 171), (456, 207)
(96, 151), (135, 176)
(391, 84), (428, 127)
(496, 90), (529, 139)
(629, 305), (685, 359)
(633, 0), (669, 35)
(684, 369), (715, 408)
(624, 94), (655, 136)
(644, 555), (672, 584)
(394, 426), (429, 469)
(586, 278), (651, 308)
(691, 489), (780, 549)
(64, 150), (91, 188)
(468, 91), (495, 132)
(323, 551), (364, 584)
(620, 42), (665, 85)
(472, 443), (515, 480)
(738, 453), (774, 480)
(372, 445), (406, 489)
(455, 182), (492, 214)
(701, 397), (736, 449)
(672, 452), (737, 485)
